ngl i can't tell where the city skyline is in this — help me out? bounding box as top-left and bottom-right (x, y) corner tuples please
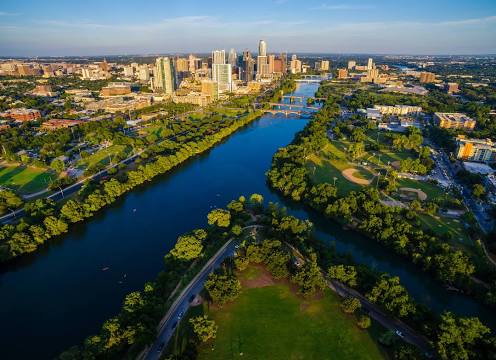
(0, 0), (495, 56)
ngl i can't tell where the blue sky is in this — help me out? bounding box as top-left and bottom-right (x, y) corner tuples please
(0, 0), (495, 56)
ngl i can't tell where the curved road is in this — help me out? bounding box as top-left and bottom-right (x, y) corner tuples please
(141, 225), (262, 360)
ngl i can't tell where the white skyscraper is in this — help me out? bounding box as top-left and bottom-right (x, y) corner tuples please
(228, 48), (237, 67)
(212, 50), (226, 65)
(212, 50), (226, 81)
(213, 63), (232, 92)
(367, 58), (374, 70)
(258, 40), (267, 56)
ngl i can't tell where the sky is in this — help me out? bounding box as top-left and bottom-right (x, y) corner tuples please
(0, 0), (495, 56)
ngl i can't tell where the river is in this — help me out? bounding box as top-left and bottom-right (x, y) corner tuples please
(0, 83), (493, 360)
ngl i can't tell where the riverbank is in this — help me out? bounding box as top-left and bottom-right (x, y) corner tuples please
(0, 78), (300, 264)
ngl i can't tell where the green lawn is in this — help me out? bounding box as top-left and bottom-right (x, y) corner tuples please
(77, 145), (132, 169)
(396, 178), (448, 201)
(198, 273), (384, 360)
(140, 124), (173, 140)
(307, 142), (378, 196)
(417, 213), (472, 246)
(0, 165), (56, 194)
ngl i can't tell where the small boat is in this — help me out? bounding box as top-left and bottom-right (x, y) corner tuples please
(102, 267), (109, 271)
(133, 208), (137, 212)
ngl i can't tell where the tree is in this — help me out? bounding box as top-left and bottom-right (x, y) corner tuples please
(328, 264), (357, 287)
(472, 183), (486, 199)
(205, 273), (241, 305)
(291, 253), (326, 297)
(436, 312), (490, 360)
(341, 296), (361, 314)
(43, 216), (68, 237)
(357, 315), (371, 329)
(348, 142), (365, 160)
(207, 209), (231, 228)
(189, 315), (217, 342)
(234, 256), (249, 271)
(50, 159), (65, 173)
(0, 189), (23, 216)
(366, 275), (416, 318)
(169, 229), (206, 261)
(231, 224), (242, 236)
(249, 193), (264, 206)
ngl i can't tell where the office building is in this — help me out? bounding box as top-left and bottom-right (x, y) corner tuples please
(100, 82), (132, 97)
(456, 136), (496, 163)
(138, 65), (150, 82)
(175, 58), (189, 73)
(280, 53), (287, 73)
(367, 58), (374, 70)
(337, 68), (348, 79)
(290, 55), (302, 74)
(347, 60), (356, 70)
(258, 40), (267, 56)
(2, 108), (42, 122)
(320, 60), (330, 71)
(420, 72), (436, 83)
(268, 54), (276, 74)
(446, 82), (460, 94)
(201, 80), (219, 101)
(153, 57), (176, 95)
(242, 51), (255, 82)
(212, 63), (232, 92)
(257, 55), (268, 77)
(228, 49), (237, 68)
(373, 105), (422, 116)
(434, 112), (476, 130)
(212, 50), (226, 65)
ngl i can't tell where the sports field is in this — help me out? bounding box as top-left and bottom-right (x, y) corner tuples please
(197, 266), (384, 360)
(0, 165), (56, 194)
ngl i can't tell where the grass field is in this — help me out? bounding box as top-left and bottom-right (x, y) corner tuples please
(396, 178), (447, 201)
(0, 165), (56, 194)
(307, 142), (378, 196)
(140, 124), (173, 140)
(197, 267), (385, 360)
(77, 145), (132, 169)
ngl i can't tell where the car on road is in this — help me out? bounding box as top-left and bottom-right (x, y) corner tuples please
(395, 330), (404, 338)
(177, 311), (184, 320)
(157, 342), (165, 353)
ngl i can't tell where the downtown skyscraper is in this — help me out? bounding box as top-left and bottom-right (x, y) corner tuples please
(153, 57), (176, 95)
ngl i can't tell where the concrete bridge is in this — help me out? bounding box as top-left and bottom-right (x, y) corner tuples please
(281, 95), (327, 103)
(269, 102), (320, 110)
(262, 109), (315, 117)
(294, 73), (332, 83)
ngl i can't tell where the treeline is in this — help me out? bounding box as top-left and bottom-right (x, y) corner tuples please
(266, 91), (496, 305)
(0, 111), (262, 263)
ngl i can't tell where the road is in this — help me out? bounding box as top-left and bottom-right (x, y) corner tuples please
(142, 233), (432, 359)
(141, 225), (262, 360)
(328, 280), (432, 354)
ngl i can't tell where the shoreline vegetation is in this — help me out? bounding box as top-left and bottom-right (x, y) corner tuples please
(266, 81), (496, 308)
(0, 78), (296, 263)
(59, 195), (495, 359)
